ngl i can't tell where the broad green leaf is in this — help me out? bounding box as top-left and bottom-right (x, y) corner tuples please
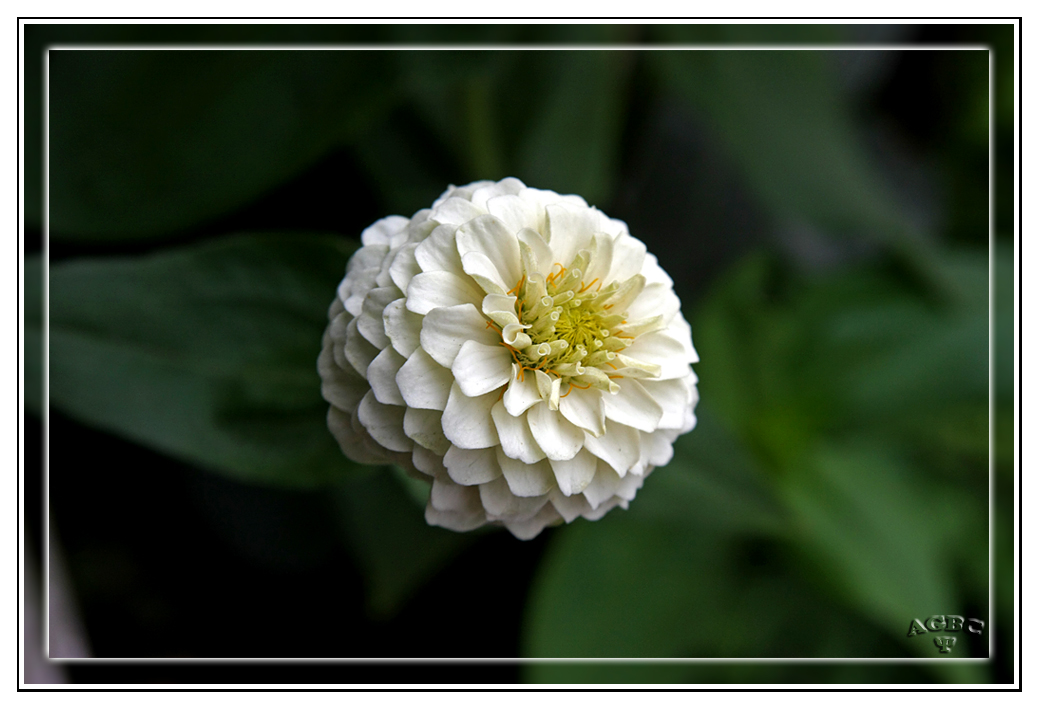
(334, 468), (477, 617)
(523, 511), (921, 682)
(47, 233), (360, 487)
(628, 409), (786, 536)
(513, 50), (631, 204)
(779, 441), (977, 658)
(649, 36), (959, 291)
(48, 49), (397, 241)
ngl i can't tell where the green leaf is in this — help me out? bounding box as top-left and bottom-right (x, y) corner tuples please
(334, 468), (477, 617)
(47, 233), (360, 487)
(651, 44), (915, 243)
(48, 49), (397, 241)
(513, 50), (631, 204)
(628, 409), (786, 536)
(523, 511), (917, 682)
(779, 441), (975, 656)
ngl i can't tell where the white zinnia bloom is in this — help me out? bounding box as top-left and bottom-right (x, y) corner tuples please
(319, 178), (698, 539)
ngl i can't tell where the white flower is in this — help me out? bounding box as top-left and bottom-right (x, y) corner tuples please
(318, 178), (698, 539)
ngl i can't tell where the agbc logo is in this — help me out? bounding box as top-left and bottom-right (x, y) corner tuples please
(907, 615), (985, 653)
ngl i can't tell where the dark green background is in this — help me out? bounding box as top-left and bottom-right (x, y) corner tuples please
(23, 23), (1015, 684)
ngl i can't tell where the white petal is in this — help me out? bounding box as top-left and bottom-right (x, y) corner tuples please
(344, 317), (380, 378)
(403, 407), (451, 455)
(452, 341), (513, 397)
(412, 444), (448, 477)
(443, 445), (502, 485)
(361, 215), (409, 246)
(442, 383), (500, 449)
(663, 315), (700, 363)
(486, 194), (540, 235)
(478, 475), (548, 521)
(419, 303), (500, 369)
(582, 232), (615, 286)
(461, 251), (509, 294)
(549, 448), (598, 496)
(328, 310), (352, 371)
(455, 215), (522, 291)
(318, 332), (368, 413)
(356, 390), (412, 453)
(430, 474), (482, 512)
(583, 496), (624, 521)
(388, 243), (421, 293)
(626, 282), (681, 323)
(545, 203), (599, 268)
(642, 430), (675, 467)
(615, 468), (647, 500)
(582, 459), (624, 508)
(623, 332), (694, 380)
(607, 233), (648, 284)
(497, 450), (555, 497)
(491, 400), (545, 464)
(383, 298), (422, 358)
(549, 487), (593, 523)
(602, 379), (663, 433)
(430, 196), (486, 226)
(356, 287), (398, 349)
(558, 386), (606, 436)
(425, 503), (486, 533)
(414, 223), (464, 273)
(640, 252), (673, 287)
(327, 406), (387, 465)
(517, 228), (553, 274)
(366, 347), (407, 406)
(481, 293), (520, 327)
(406, 271), (484, 315)
(469, 178), (526, 211)
(503, 503), (561, 540)
(348, 405), (395, 463)
(502, 366), (543, 417)
(639, 378), (693, 430)
(396, 348), (453, 411)
(583, 420), (640, 476)
(527, 402), (585, 461)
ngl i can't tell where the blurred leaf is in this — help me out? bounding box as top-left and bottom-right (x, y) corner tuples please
(523, 509), (919, 682)
(780, 441), (972, 656)
(513, 51), (632, 203)
(47, 233), (359, 487)
(48, 49), (397, 241)
(628, 409), (786, 536)
(649, 38), (953, 290)
(335, 468), (476, 617)
(695, 250), (992, 465)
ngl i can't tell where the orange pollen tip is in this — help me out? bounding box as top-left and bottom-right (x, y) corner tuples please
(578, 278), (600, 294)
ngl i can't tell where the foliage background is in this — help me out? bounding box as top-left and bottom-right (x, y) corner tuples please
(23, 23), (1015, 684)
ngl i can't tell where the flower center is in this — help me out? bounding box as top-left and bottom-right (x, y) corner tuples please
(497, 250), (640, 400)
